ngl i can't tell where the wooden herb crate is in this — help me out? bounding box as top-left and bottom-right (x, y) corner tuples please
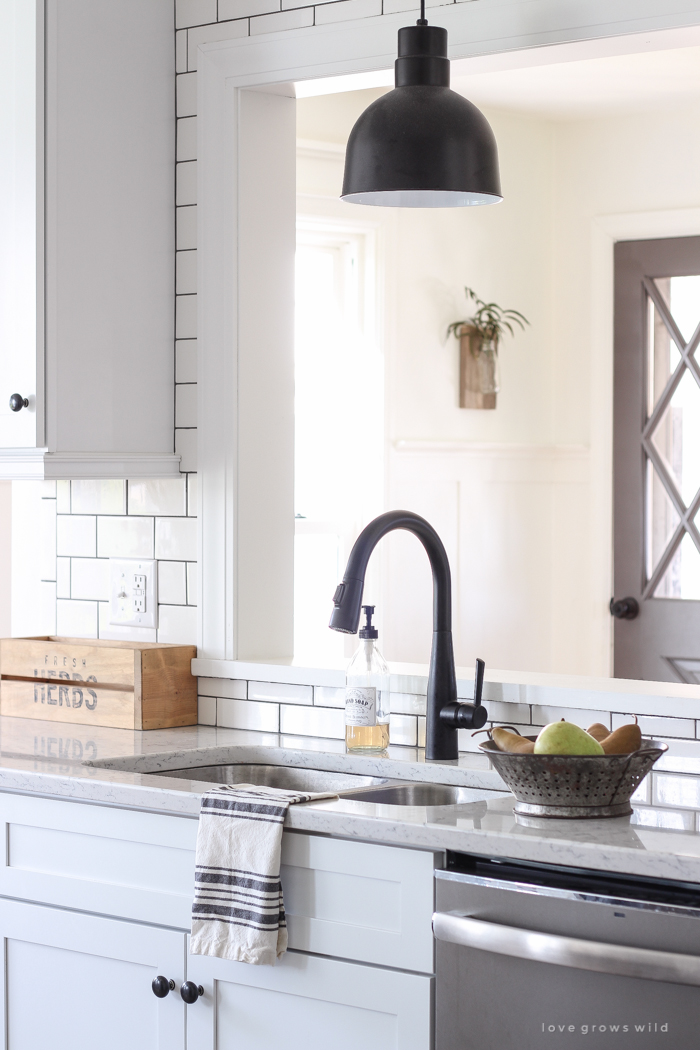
(0, 637), (197, 730)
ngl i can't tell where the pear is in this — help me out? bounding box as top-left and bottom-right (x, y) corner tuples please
(534, 721), (604, 756)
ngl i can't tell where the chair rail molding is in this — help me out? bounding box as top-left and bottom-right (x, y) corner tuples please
(195, 4), (700, 661)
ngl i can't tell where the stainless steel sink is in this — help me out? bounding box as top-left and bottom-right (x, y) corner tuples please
(340, 783), (481, 807)
(149, 763), (391, 794)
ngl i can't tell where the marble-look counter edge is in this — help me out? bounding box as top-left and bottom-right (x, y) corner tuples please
(4, 759), (700, 886)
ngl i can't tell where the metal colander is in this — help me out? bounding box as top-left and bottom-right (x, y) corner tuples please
(479, 738), (668, 818)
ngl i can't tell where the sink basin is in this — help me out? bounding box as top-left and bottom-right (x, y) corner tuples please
(340, 783), (481, 807)
(149, 763), (390, 794)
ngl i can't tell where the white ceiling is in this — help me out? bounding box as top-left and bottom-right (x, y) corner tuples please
(451, 46), (700, 120)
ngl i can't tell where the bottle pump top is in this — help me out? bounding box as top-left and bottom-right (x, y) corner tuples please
(359, 605), (378, 639)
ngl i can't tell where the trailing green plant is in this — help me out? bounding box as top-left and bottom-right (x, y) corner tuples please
(447, 287), (529, 346)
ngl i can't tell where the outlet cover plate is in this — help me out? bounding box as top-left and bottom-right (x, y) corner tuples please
(110, 559), (158, 628)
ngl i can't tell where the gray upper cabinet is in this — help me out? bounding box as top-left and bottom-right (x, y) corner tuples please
(0, 0), (178, 480)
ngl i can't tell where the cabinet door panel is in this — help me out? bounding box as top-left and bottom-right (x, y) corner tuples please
(187, 948), (432, 1050)
(281, 832), (438, 973)
(0, 898), (186, 1050)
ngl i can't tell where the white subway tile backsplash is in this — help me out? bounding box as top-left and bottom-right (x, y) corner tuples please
(176, 249), (197, 293)
(654, 773), (700, 809)
(187, 17), (250, 71)
(417, 716), (425, 748)
(280, 704), (344, 739)
(389, 713), (417, 746)
(612, 713), (695, 739)
(98, 602), (157, 642)
(390, 692), (426, 715)
(198, 677), (247, 699)
(155, 516), (197, 561)
(249, 680), (312, 704)
(313, 0), (381, 23)
(314, 686), (345, 708)
(198, 695), (217, 725)
(383, 0), (451, 11)
(221, 0), (279, 20)
(176, 384), (197, 428)
(176, 340), (197, 383)
(71, 558), (110, 601)
(177, 205), (197, 250)
(157, 604), (197, 644)
(56, 480), (71, 514)
(158, 561), (187, 605)
(39, 497), (56, 580)
(187, 562), (197, 605)
(176, 71), (197, 117)
(177, 0), (217, 31)
(176, 295), (197, 339)
(97, 516), (153, 559)
(250, 8), (313, 34)
(176, 28), (188, 73)
(177, 118), (197, 163)
(483, 701), (531, 725)
(531, 706), (610, 730)
(56, 558), (70, 599)
(57, 516), (96, 558)
(187, 474), (197, 516)
(176, 429), (198, 472)
(71, 480), (126, 516)
(40, 481), (56, 497)
(56, 599), (98, 639)
(128, 479), (187, 517)
(176, 161), (197, 206)
(633, 806), (695, 831)
(218, 697), (280, 732)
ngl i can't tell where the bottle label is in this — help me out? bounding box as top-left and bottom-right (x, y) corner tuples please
(345, 687), (377, 727)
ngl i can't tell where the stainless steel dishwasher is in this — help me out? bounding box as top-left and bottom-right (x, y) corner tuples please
(434, 853), (700, 1048)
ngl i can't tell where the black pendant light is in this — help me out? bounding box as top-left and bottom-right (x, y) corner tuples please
(341, 2), (502, 208)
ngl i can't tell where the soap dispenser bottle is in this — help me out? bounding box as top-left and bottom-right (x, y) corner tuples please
(345, 605), (390, 752)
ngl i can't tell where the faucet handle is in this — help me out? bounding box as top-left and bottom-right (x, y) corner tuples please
(473, 658), (485, 707)
(439, 658), (488, 732)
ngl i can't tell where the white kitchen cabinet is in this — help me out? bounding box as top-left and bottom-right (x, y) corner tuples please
(186, 948), (433, 1050)
(0, 897), (186, 1050)
(0, 0), (178, 479)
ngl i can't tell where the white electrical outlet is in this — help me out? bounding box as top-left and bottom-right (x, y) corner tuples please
(110, 559), (158, 628)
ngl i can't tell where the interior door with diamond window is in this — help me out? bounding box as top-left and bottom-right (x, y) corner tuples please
(614, 237), (700, 682)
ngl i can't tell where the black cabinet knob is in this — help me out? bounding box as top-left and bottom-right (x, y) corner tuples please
(9, 394), (28, 412)
(152, 976), (175, 998)
(609, 597), (639, 620)
(180, 981), (204, 1004)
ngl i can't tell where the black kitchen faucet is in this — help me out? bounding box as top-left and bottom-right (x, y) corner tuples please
(329, 510), (487, 760)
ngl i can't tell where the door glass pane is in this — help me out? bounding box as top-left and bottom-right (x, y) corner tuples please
(653, 532), (700, 600)
(670, 275), (700, 343)
(649, 367), (700, 506)
(647, 288), (681, 416)
(645, 460), (680, 583)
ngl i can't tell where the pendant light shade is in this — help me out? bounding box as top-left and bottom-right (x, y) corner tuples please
(341, 23), (502, 208)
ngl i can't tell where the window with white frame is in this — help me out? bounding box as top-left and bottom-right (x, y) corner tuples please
(294, 220), (384, 661)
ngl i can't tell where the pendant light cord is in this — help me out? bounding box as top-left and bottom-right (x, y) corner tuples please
(417, 0), (427, 25)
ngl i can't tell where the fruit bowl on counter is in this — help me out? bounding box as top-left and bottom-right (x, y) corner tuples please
(479, 720), (668, 819)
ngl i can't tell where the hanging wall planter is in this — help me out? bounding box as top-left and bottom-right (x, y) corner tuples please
(448, 288), (529, 410)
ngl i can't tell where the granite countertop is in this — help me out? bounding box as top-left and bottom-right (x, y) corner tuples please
(4, 715), (700, 884)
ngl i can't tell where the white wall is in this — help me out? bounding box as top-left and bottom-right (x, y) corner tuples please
(297, 91), (700, 676)
(0, 483), (10, 637)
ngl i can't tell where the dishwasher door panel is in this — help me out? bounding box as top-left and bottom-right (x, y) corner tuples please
(436, 873), (700, 1050)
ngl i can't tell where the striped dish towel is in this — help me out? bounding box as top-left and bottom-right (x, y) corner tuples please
(190, 784), (336, 965)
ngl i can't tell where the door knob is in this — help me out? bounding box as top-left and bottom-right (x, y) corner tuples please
(180, 981), (204, 1004)
(151, 976), (175, 998)
(609, 597), (639, 620)
(9, 394), (28, 412)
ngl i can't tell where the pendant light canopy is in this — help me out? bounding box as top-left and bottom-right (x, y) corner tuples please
(341, 13), (502, 208)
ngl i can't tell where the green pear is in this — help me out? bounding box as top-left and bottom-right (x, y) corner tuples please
(534, 721), (604, 756)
